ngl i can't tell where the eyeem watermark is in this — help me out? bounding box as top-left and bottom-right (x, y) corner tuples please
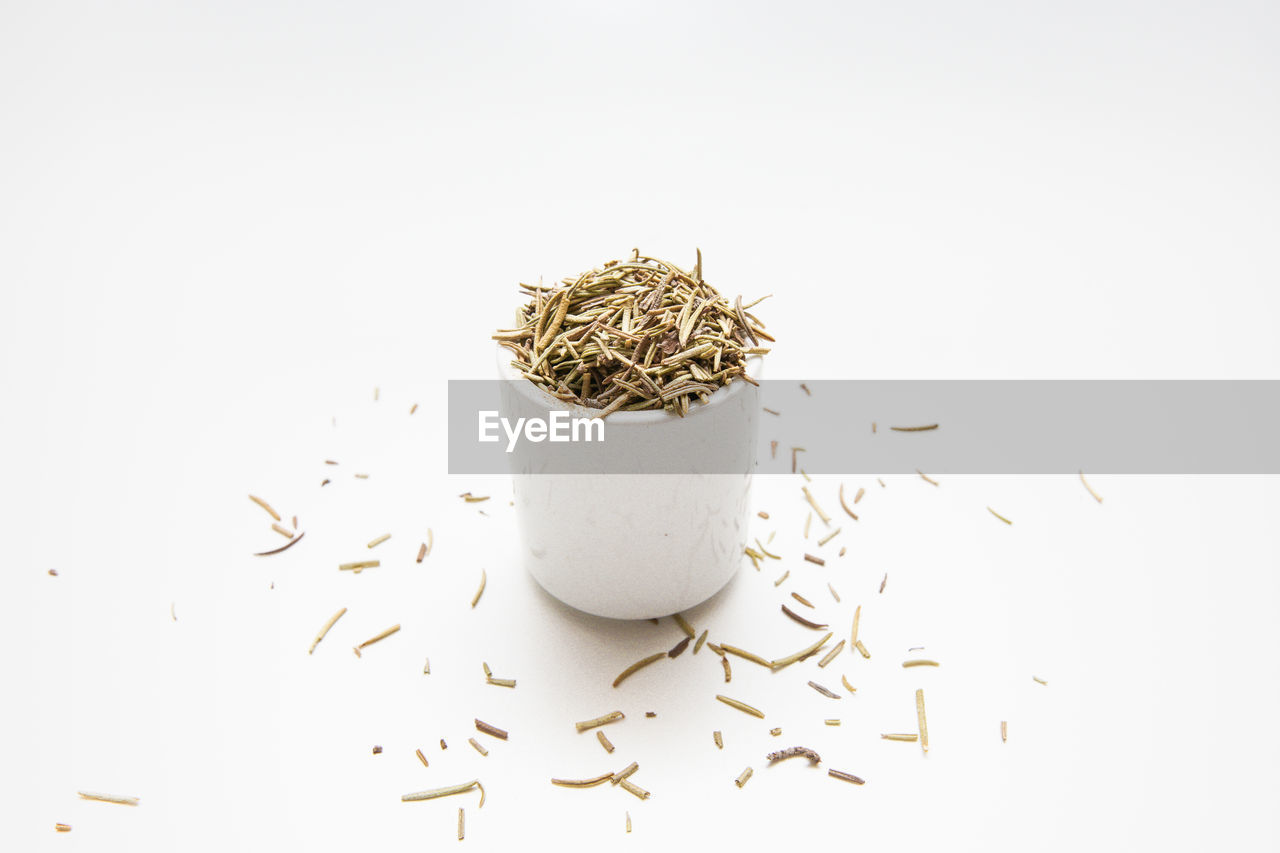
(478, 410), (605, 452)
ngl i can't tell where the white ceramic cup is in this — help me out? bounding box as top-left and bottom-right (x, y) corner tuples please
(498, 346), (760, 619)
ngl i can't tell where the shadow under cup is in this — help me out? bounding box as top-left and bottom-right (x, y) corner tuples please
(498, 348), (760, 620)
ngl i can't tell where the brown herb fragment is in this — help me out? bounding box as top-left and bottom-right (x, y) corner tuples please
(890, 424), (938, 432)
(713, 730), (723, 749)
(372, 745), (382, 755)
(766, 746), (820, 763)
(551, 772), (613, 788)
(763, 407), (780, 416)
(838, 483), (859, 521)
(672, 613), (696, 638)
(879, 573), (887, 594)
(735, 767), (754, 788)
(271, 523), (294, 540)
(782, 604), (828, 630)
(716, 694), (765, 718)
(416, 748), (429, 767)
(338, 560), (379, 572)
(917, 469), (939, 486)
(802, 486), (831, 525)
(612, 652), (666, 687)
(575, 711), (625, 732)
(808, 681), (841, 699)
(77, 791), (139, 806)
(416, 543), (427, 563)
(828, 769), (865, 785)
(791, 447), (804, 473)
(771, 632), (834, 669)
(475, 719), (508, 740)
(842, 674), (856, 694)
(55, 823), (72, 832)
(757, 510), (770, 519)
(790, 592), (815, 608)
(249, 494), (281, 522)
(619, 778), (650, 800)
(1001, 721), (1008, 742)
(722, 655), (732, 682)
(803, 553), (825, 566)
(597, 730), (615, 753)
(611, 762), (639, 785)
(770, 727), (782, 736)
(818, 639), (846, 668)
(854, 639), (871, 659)
(468, 738), (488, 757)
(308, 607), (347, 654)
(828, 582), (840, 602)
(1033, 676), (1048, 685)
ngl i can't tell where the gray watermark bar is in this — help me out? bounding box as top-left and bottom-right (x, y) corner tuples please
(448, 380), (1280, 475)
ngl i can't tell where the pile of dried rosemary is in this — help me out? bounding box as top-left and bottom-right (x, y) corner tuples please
(494, 251), (772, 416)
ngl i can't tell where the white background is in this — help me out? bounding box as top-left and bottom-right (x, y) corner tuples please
(3, 1), (1279, 850)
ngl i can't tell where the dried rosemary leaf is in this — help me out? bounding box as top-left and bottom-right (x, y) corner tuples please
(693, 630), (709, 654)
(611, 762), (639, 785)
(771, 632), (834, 669)
(457, 808), (465, 841)
(722, 655), (732, 683)
(817, 527), (841, 546)
(791, 447), (804, 474)
(854, 639), (871, 659)
(735, 767), (754, 788)
(78, 791), (139, 806)
(766, 746), (820, 763)
(902, 659), (940, 668)
(308, 607), (347, 654)
(781, 604), (828, 630)
(790, 592), (814, 608)
(851, 605), (862, 648)
(597, 730), (615, 753)
(1001, 721), (1008, 742)
(838, 484), (859, 521)
(271, 523), (294, 540)
(1033, 676), (1048, 685)
(770, 727), (782, 736)
(249, 494), (281, 522)
(1079, 470), (1104, 503)
(828, 769), (865, 785)
(802, 487), (831, 525)
(716, 694), (765, 718)
(416, 748), (429, 767)
(338, 560), (379, 572)
(720, 644), (772, 668)
(416, 543), (427, 563)
(575, 711), (625, 732)
(612, 652), (666, 687)
(808, 681), (841, 699)
(773, 570), (790, 587)
(55, 823), (72, 832)
(803, 553), (825, 566)
(854, 487), (865, 504)
(890, 424), (938, 432)
(366, 533), (391, 548)
(551, 773), (613, 788)
(818, 639), (846, 668)
(758, 510), (770, 519)
(713, 730), (723, 749)
(372, 745), (382, 755)
(879, 573), (887, 594)
(672, 613), (696, 638)
(828, 582), (840, 602)
(410, 402), (418, 414)
(626, 812), (632, 833)
(470, 569), (487, 608)
(917, 469), (939, 486)
(353, 624), (400, 655)
(825, 719), (841, 726)
(459, 492), (490, 503)
(668, 636), (691, 658)
(988, 506), (1013, 525)
(475, 719), (508, 740)
(803, 512), (812, 539)
(881, 733), (918, 742)
(619, 778), (650, 800)
(916, 689), (929, 754)
(468, 738), (488, 757)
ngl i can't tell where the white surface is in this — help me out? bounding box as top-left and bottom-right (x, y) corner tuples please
(3, 1), (1279, 850)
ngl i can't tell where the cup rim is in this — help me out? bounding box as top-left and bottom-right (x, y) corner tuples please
(496, 343), (762, 425)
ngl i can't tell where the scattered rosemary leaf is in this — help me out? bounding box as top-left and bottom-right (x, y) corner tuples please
(771, 440), (778, 459)
(766, 746), (820, 763)
(851, 605), (862, 648)
(475, 719), (508, 740)
(803, 553), (825, 566)
(771, 632), (834, 669)
(817, 527), (841, 546)
(791, 447), (804, 474)
(373, 386), (379, 401)
(440, 739), (447, 750)
(597, 730), (615, 753)
(790, 591), (815, 608)
(841, 674), (856, 694)
(1033, 676), (1048, 685)
(367, 533), (391, 548)
(424, 658), (431, 675)
(170, 602), (177, 622)
(735, 767), (754, 788)
(672, 613), (696, 638)
(879, 573), (887, 594)
(48, 569), (58, 577)
(271, 523), (294, 540)
(916, 689), (929, 754)
(1001, 721), (1008, 743)
(626, 811), (632, 833)
(917, 469), (939, 486)
(818, 639), (846, 668)
(338, 560), (379, 572)
(619, 778), (650, 800)
(55, 823), (72, 832)
(757, 510), (770, 519)
(458, 808), (464, 841)
(828, 769), (865, 785)
(891, 424), (938, 432)
(471, 570), (486, 608)
(353, 624), (400, 656)
(308, 607), (347, 654)
(1080, 470), (1104, 503)
(755, 539), (782, 560)
(881, 733), (918, 742)
(988, 506), (1013, 525)
(902, 660), (940, 668)
(716, 694), (765, 718)
(468, 738), (488, 757)
(800, 383), (811, 396)
(417, 748), (429, 767)
(551, 773), (613, 789)
(720, 644), (772, 668)
(354, 473), (369, 479)
(878, 478), (886, 487)
(486, 677), (516, 688)
(872, 421), (877, 433)
(838, 546), (846, 557)
(827, 582), (840, 602)
(612, 652), (666, 687)
(713, 731), (723, 749)
(693, 629), (709, 654)
(249, 494), (281, 522)
(325, 459), (338, 465)
(459, 492), (490, 503)
(706, 642), (724, 656)
(611, 762), (639, 785)
(416, 543), (427, 563)
(854, 487), (865, 504)
(291, 515), (298, 529)
(722, 655), (732, 682)
(320, 479), (330, 487)
(825, 719), (840, 726)
(802, 487), (831, 526)
(838, 484), (859, 521)
(808, 681), (841, 699)
(668, 636), (691, 658)
(575, 711), (625, 733)
(773, 570), (790, 587)
(854, 639), (871, 659)
(782, 604), (828, 630)
(78, 791), (139, 806)
(409, 402), (418, 414)
(372, 745), (383, 755)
